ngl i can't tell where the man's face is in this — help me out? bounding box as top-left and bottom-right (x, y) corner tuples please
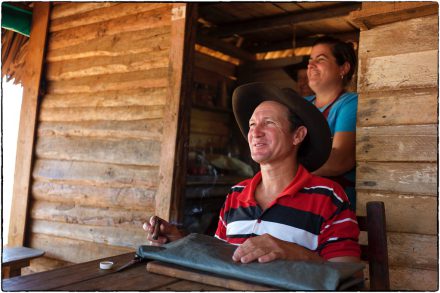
(307, 43), (343, 92)
(247, 101), (295, 165)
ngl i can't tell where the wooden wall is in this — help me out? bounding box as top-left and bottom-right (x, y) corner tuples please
(25, 3), (181, 272)
(356, 14), (438, 290)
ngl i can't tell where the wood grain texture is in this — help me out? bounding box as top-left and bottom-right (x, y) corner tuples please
(357, 191), (437, 234)
(358, 50), (438, 92)
(35, 136), (161, 166)
(389, 266), (438, 291)
(38, 119), (163, 141)
(30, 201), (150, 228)
(50, 3), (167, 32)
(40, 105), (165, 122)
(29, 233), (132, 264)
(48, 5), (172, 50)
(357, 87), (438, 127)
(356, 162), (437, 195)
(47, 26), (170, 62)
(41, 87), (167, 108)
(32, 181), (156, 211)
(9, 2), (50, 247)
(156, 3), (193, 221)
(358, 15), (438, 58)
(51, 3), (117, 20)
(31, 220), (146, 248)
(47, 50), (169, 81)
(356, 125), (437, 162)
(46, 68), (168, 94)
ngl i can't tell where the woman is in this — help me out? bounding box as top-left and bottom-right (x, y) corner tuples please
(306, 36), (358, 209)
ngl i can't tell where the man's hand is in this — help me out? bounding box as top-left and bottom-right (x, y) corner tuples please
(232, 233), (323, 263)
(142, 216), (185, 246)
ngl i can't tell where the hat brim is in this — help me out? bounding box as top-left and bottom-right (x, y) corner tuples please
(232, 82), (331, 172)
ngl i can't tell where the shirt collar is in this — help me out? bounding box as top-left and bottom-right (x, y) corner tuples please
(236, 165), (312, 204)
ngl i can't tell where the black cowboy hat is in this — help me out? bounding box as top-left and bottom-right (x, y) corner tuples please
(232, 82), (331, 172)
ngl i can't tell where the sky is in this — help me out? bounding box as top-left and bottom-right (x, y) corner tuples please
(2, 77), (23, 245)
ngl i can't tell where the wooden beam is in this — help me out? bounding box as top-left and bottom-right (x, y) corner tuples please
(156, 3), (197, 222)
(246, 32), (359, 53)
(196, 34), (256, 61)
(9, 2), (51, 246)
(206, 3), (361, 38)
(349, 2), (438, 30)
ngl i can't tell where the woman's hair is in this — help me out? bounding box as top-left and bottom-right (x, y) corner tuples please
(312, 36), (357, 85)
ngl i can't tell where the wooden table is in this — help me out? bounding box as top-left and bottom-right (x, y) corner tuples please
(2, 247), (45, 278)
(1, 252), (259, 291)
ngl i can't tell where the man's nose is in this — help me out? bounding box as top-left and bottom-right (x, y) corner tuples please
(251, 124), (264, 137)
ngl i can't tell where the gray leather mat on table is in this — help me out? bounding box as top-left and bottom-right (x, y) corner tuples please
(137, 233), (364, 291)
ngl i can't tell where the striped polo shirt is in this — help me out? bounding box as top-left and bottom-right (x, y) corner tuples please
(214, 165), (360, 260)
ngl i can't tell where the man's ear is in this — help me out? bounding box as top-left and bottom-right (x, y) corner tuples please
(340, 61), (350, 76)
(292, 126), (307, 146)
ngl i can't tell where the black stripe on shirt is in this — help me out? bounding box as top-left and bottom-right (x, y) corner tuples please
(227, 233), (258, 239)
(263, 204), (324, 235)
(230, 186), (245, 193)
(316, 237), (358, 253)
(225, 204), (324, 236)
(300, 187), (347, 209)
(225, 205), (262, 223)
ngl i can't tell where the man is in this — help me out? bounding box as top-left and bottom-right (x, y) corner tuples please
(144, 82), (360, 264)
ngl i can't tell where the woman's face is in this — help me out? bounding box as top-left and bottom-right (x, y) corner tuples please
(307, 43), (345, 93)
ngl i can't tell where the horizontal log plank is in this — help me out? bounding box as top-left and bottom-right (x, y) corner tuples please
(388, 232), (437, 270)
(40, 105), (165, 122)
(357, 191), (436, 234)
(356, 162), (437, 195)
(31, 220), (146, 248)
(48, 5), (172, 50)
(358, 49), (437, 92)
(29, 233), (133, 264)
(41, 88), (167, 108)
(389, 266), (438, 291)
(35, 136), (161, 166)
(359, 231), (437, 270)
(195, 52), (236, 79)
(46, 68), (168, 94)
(358, 15), (438, 58)
(38, 119), (163, 141)
(357, 87), (438, 126)
(32, 180), (156, 211)
(33, 159), (159, 188)
(50, 3), (168, 32)
(47, 26), (171, 62)
(357, 125), (437, 162)
(51, 3), (117, 20)
(47, 50), (169, 81)
(30, 201), (150, 228)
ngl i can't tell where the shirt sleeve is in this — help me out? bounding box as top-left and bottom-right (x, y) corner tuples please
(334, 93), (358, 133)
(214, 199), (228, 241)
(317, 185), (360, 260)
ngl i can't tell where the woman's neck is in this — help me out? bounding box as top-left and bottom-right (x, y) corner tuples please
(314, 85), (344, 108)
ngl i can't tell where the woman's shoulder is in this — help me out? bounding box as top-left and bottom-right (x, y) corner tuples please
(335, 92), (358, 109)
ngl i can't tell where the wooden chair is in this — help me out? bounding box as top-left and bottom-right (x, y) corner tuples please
(357, 201), (390, 290)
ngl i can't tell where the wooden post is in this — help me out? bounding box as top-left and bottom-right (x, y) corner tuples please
(156, 3), (197, 222)
(8, 3), (51, 246)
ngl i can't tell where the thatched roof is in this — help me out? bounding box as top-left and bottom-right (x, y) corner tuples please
(1, 28), (29, 85)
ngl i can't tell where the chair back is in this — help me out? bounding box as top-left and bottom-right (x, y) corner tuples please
(356, 201), (390, 290)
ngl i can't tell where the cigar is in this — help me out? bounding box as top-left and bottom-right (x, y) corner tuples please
(152, 217), (161, 240)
